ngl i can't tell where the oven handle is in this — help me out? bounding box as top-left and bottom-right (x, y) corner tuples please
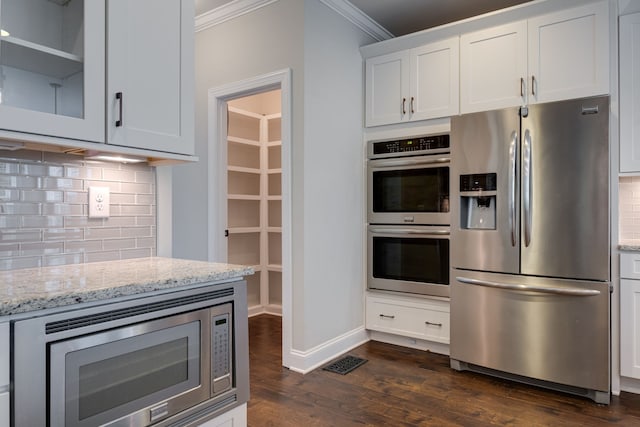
(369, 157), (450, 168)
(456, 277), (601, 296)
(369, 228), (450, 236)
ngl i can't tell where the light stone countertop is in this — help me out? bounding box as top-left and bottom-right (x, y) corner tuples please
(619, 241), (640, 252)
(0, 257), (254, 317)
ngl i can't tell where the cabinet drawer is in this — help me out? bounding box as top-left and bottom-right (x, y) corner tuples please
(0, 392), (8, 427)
(366, 294), (449, 344)
(0, 323), (8, 387)
(621, 253), (640, 279)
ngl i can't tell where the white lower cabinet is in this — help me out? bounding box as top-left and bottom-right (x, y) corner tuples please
(366, 293), (450, 344)
(197, 403), (247, 427)
(0, 322), (8, 427)
(620, 253), (640, 379)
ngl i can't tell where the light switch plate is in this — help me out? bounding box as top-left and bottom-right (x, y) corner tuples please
(88, 186), (110, 218)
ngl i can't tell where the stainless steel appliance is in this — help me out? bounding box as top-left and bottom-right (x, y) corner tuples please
(367, 225), (450, 297)
(367, 134), (450, 225)
(449, 96), (611, 404)
(367, 134), (451, 297)
(12, 281), (249, 426)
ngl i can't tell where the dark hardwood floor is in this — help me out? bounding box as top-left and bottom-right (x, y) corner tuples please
(247, 314), (640, 426)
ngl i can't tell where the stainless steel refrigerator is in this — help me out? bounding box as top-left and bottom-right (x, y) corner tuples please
(449, 96), (610, 404)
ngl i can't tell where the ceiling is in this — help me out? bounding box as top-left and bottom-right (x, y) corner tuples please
(195, 0), (533, 37)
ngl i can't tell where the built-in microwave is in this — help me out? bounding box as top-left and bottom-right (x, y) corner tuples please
(368, 134), (450, 225)
(367, 225), (450, 297)
(12, 282), (249, 427)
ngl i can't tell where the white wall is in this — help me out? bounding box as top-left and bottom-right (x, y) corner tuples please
(173, 0), (374, 363)
(300, 0), (372, 348)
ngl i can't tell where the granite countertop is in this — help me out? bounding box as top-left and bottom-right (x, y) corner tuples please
(0, 257), (254, 317)
(619, 241), (640, 252)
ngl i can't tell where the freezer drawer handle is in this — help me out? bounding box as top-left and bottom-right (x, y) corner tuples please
(379, 314), (395, 319)
(425, 321), (443, 327)
(456, 277), (601, 296)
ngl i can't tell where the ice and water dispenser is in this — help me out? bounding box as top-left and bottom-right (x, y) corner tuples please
(459, 173), (496, 230)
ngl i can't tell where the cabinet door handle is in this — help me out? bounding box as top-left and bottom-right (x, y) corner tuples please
(531, 75), (536, 96)
(410, 96), (415, 114)
(520, 77), (524, 97)
(115, 92), (124, 127)
(402, 98), (406, 115)
(425, 321), (443, 327)
(379, 314), (395, 319)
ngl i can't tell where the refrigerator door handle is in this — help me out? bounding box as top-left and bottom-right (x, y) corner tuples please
(523, 129), (532, 247)
(456, 277), (601, 296)
(509, 131), (518, 247)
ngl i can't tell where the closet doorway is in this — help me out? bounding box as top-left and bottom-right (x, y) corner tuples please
(225, 90), (282, 317)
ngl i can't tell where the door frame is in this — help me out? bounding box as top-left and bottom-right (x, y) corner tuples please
(207, 69), (293, 368)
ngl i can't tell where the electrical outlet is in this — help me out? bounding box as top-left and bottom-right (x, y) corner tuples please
(88, 186), (110, 218)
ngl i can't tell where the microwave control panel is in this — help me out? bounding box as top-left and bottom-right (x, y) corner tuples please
(212, 310), (232, 395)
(370, 134), (449, 158)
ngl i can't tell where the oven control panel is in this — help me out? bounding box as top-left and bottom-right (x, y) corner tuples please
(370, 134), (449, 158)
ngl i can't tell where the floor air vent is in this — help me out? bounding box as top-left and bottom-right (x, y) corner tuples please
(323, 355), (367, 375)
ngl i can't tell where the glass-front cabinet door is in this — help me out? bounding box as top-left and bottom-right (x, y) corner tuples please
(0, 0), (104, 142)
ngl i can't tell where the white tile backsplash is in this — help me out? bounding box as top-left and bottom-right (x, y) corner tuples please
(0, 150), (156, 270)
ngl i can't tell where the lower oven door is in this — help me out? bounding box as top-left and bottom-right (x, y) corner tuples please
(368, 225), (450, 297)
(49, 309), (211, 427)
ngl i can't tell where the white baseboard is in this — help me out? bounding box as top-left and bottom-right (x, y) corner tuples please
(621, 376), (640, 395)
(248, 304), (282, 317)
(285, 326), (370, 374)
(369, 330), (450, 356)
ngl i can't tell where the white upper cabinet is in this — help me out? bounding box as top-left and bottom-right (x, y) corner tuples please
(620, 12), (640, 173)
(107, 0), (195, 156)
(460, 1), (609, 113)
(0, 0), (105, 142)
(365, 37), (459, 127)
(365, 50), (409, 127)
(460, 21), (527, 113)
(528, 1), (609, 104)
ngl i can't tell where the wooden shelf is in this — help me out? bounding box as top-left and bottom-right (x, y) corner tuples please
(0, 36), (83, 79)
(228, 227), (261, 234)
(228, 194), (261, 200)
(228, 135), (261, 147)
(268, 168), (282, 174)
(228, 165), (260, 174)
(267, 264), (282, 272)
(267, 227), (282, 233)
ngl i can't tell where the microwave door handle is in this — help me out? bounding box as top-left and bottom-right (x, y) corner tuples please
(456, 277), (601, 296)
(370, 157), (450, 168)
(523, 129), (532, 247)
(369, 228), (450, 236)
(509, 131), (518, 247)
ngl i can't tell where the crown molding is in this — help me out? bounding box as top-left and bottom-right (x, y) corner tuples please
(319, 0), (393, 42)
(195, 0), (279, 33)
(195, 0), (394, 41)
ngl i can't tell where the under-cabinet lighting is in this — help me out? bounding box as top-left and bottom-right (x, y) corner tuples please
(0, 141), (24, 151)
(0, 29), (9, 37)
(85, 153), (146, 164)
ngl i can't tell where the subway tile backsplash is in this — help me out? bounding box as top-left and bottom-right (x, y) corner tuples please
(0, 150), (156, 271)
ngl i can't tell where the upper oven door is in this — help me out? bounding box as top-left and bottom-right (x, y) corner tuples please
(368, 155), (450, 225)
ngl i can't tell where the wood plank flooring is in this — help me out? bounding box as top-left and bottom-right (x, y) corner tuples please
(247, 314), (640, 426)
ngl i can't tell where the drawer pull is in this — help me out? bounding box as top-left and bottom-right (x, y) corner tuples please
(425, 321), (443, 327)
(379, 314), (395, 319)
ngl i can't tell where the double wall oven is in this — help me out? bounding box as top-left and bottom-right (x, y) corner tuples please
(367, 134), (451, 297)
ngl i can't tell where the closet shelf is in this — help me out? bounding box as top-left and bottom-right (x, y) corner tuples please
(228, 194), (261, 200)
(268, 168), (282, 174)
(228, 165), (260, 174)
(267, 195), (282, 201)
(228, 135), (261, 147)
(267, 140), (282, 147)
(228, 227), (261, 234)
(267, 227), (282, 233)
(267, 264), (282, 272)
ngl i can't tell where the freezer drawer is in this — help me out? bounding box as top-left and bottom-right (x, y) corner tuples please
(450, 270), (609, 401)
